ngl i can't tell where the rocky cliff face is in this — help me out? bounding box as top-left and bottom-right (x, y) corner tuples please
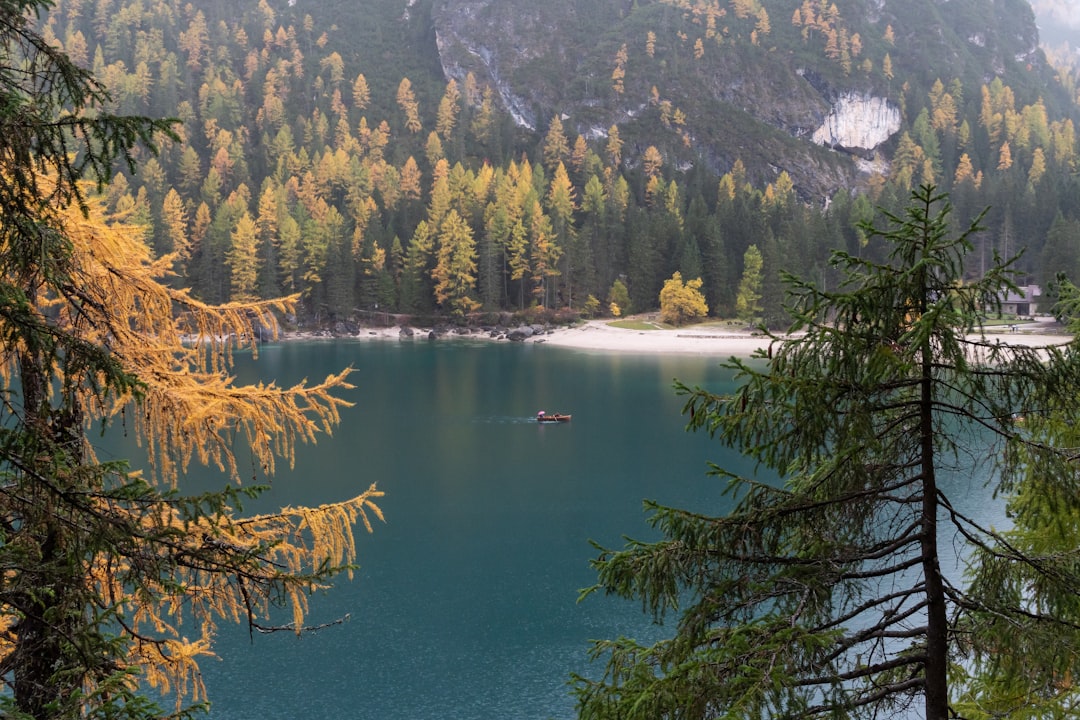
(429, 0), (1062, 200)
(812, 94), (902, 154)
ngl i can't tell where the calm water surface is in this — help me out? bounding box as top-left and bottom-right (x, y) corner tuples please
(110, 339), (1000, 720)
(142, 339), (751, 720)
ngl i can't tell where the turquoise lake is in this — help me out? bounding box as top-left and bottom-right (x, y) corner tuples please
(107, 338), (747, 720)
(104, 339), (1000, 719)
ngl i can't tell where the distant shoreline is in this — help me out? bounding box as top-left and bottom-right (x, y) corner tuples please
(276, 317), (1075, 358)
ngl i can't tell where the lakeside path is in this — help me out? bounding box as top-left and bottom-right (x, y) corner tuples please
(320, 317), (1075, 358)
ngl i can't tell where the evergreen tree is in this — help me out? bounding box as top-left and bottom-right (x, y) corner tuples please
(256, 181), (282, 298)
(735, 243), (763, 324)
(575, 185), (1080, 720)
(1038, 213), (1080, 288)
(401, 220), (436, 313)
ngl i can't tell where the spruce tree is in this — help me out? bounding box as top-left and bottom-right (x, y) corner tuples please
(575, 185), (1080, 719)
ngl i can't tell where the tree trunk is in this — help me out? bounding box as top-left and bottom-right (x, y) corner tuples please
(10, 353), (87, 720)
(920, 284), (950, 720)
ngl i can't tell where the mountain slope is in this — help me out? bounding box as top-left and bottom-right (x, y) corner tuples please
(430, 0), (1063, 198)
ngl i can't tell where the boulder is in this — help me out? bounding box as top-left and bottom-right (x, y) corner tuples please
(507, 326), (535, 342)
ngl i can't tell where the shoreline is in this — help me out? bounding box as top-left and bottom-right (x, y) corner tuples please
(279, 317), (1076, 357)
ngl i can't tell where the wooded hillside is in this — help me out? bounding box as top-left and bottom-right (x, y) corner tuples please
(40, 0), (1080, 326)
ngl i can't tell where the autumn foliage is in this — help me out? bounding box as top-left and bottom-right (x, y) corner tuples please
(659, 271), (708, 326)
(0, 173), (384, 716)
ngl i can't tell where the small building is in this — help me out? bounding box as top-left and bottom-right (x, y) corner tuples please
(999, 284), (1042, 316)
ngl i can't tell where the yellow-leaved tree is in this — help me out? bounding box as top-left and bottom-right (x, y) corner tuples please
(658, 271), (709, 326)
(0, 3), (381, 718)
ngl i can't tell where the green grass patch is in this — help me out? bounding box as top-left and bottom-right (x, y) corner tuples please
(608, 319), (660, 330)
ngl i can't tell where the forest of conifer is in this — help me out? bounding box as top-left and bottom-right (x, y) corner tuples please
(39, 0), (1080, 328)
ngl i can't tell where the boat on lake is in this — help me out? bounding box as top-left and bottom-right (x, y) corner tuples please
(536, 411), (571, 423)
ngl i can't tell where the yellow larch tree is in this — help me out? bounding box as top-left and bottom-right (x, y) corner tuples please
(755, 7), (770, 36)
(929, 78), (959, 133)
(606, 124), (624, 168)
(542, 114), (571, 170)
(227, 210), (261, 301)
(998, 140), (1014, 171)
(643, 145), (664, 177)
(1028, 146), (1047, 187)
(426, 130), (445, 167)
(954, 152), (977, 186)
(528, 200), (561, 309)
(2, 172), (383, 717)
(731, 0), (754, 20)
(396, 76), (422, 134)
(431, 208), (480, 316)
(571, 135), (589, 174)
(612, 43), (628, 95)
(160, 187), (189, 262)
(435, 78), (460, 140)
(400, 155), (424, 201)
(1051, 118), (1076, 168)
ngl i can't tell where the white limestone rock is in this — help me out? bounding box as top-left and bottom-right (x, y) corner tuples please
(812, 94), (901, 152)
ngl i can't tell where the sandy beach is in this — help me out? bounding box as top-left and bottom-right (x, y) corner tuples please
(319, 317), (1075, 357)
(535, 320), (782, 355)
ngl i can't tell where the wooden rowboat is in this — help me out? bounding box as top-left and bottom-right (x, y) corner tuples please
(536, 412), (571, 423)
